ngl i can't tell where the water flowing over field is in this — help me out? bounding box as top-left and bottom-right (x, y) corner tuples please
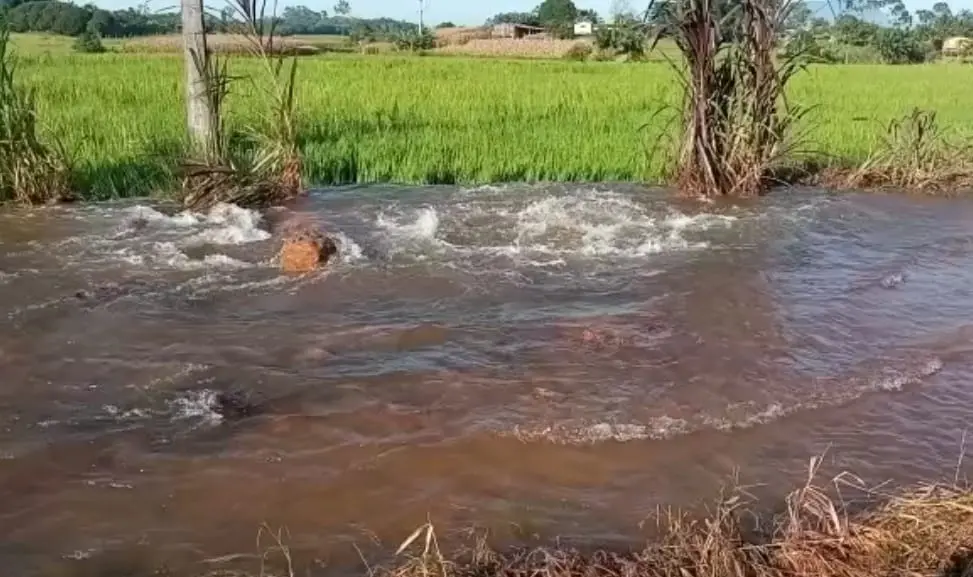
(16, 54), (973, 198)
(3, 184), (973, 574)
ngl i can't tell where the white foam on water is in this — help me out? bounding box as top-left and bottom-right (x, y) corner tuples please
(72, 203), (275, 272)
(182, 203), (271, 246)
(376, 207), (443, 256)
(511, 416), (691, 444)
(123, 205), (199, 227)
(168, 389), (223, 423)
(870, 357), (944, 391)
(62, 549), (97, 561)
(511, 357), (945, 445)
(332, 231), (365, 263)
(880, 272), (908, 289)
(372, 191), (732, 265)
(122, 203), (271, 246)
(102, 404), (150, 420)
(510, 194), (726, 258)
(144, 242), (253, 271)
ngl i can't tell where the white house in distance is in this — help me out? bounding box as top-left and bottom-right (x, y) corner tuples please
(574, 21), (595, 36)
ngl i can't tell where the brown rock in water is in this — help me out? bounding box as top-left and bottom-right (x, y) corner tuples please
(279, 225), (338, 274)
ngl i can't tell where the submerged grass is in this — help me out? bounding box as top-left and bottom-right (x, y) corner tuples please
(11, 51), (973, 199)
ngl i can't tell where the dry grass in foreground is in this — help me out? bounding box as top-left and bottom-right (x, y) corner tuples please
(370, 460), (973, 577)
(199, 457), (973, 577)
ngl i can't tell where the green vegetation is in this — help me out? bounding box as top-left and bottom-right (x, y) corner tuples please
(71, 29), (104, 53)
(3, 0), (179, 37)
(9, 46), (973, 199)
(0, 27), (68, 204)
(179, 0), (304, 211)
(836, 108), (973, 191)
(780, 2), (973, 65)
(0, 0), (424, 46)
(660, 0), (807, 197)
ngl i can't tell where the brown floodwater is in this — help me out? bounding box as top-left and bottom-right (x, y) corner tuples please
(2, 184), (973, 575)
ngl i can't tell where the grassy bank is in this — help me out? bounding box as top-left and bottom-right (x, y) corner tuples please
(202, 469), (973, 577)
(14, 47), (973, 199)
(385, 485), (973, 577)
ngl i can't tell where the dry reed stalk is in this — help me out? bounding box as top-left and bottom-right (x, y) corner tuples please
(656, 0), (808, 198)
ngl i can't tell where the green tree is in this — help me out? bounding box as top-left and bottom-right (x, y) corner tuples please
(594, 12), (647, 58)
(486, 11), (541, 27)
(577, 8), (600, 23)
(832, 14), (879, 46)
(51, 3), (88, 35)
(536, 0), (578, 38)
(333, 0), (350, 16)
(72, 28), (104, 52)
(85, 10), (116, 35)
(784, 1), (811, 32)
(281, 5), (323, 34)
(874, 27), (924, 63)
(888, 0), (912, 28)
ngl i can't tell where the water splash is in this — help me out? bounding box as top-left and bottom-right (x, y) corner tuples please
(368, 191), (733, 265)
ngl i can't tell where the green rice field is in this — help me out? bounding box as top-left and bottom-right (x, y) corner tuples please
(15, 39), (973, 198)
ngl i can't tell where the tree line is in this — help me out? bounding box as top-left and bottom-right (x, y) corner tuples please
(0, 0), (416, 39)
(1, 0), (178, 37)
(486, 0), (972, 64)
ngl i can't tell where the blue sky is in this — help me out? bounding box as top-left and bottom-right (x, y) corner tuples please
(102, 0), (973, 26)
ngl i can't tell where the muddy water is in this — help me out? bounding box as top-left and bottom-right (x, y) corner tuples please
(2, 184), (973, 575)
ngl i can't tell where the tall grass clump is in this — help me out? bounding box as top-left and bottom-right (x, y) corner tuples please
(367, 458), (973, 577)
(841, 108), (973, 193)
(654, 0), (808, 197)
(0, 26), (69, 204)
(180, 0), (303, 211)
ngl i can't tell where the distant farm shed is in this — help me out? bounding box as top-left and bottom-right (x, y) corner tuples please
(574, 21), (595, 36)
(492, 23), (545, 39)
(942, 36), (972, 56)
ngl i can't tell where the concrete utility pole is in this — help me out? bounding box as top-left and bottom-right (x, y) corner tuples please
(418, 0), (425, 35)
(182, 0), (214, 157)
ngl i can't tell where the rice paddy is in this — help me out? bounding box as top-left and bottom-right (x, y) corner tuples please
(12, 35), (973, 199)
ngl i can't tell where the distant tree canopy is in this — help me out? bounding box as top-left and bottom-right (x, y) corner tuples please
(537, 0), (578, 28)
(486, 12), (542, 27)
(275, 5), (414, 36)
(3, 1), (177, 37)
(0, 0), (416, 39)
(333, 0), (350, 17)
(577, 8), (601, 23)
